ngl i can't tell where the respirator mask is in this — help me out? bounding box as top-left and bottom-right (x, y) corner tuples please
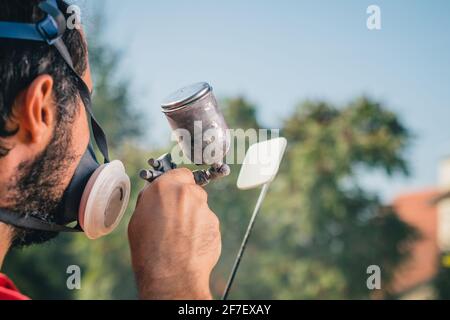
(0, 0), (131, 239)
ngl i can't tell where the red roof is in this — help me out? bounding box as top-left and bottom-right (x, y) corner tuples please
(391, 189), (440, 294)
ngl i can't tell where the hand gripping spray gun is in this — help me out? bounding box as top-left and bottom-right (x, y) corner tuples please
(140, 82), (287, 300)
(139, 82), (231, 186)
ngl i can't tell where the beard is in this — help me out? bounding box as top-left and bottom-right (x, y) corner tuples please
(6, 119), (77, 248)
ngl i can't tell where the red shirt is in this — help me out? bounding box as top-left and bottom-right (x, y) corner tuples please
(0, 274), (30, 300)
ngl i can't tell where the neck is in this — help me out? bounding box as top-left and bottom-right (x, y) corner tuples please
(0, 223), (12, 270)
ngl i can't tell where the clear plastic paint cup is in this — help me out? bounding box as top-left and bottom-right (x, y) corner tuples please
(161, 82), (230, 166)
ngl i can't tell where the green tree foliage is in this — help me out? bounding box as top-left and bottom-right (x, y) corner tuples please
(435, 255), (450, 299)
(67, 18), (148, 299)
(208, 97), (262, 297)
(3, 236), (75, 299)
(214, 97), (419, 299)
(3, 14), (431, 300)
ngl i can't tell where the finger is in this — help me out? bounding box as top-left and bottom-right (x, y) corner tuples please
(190, 184), (208, 202)
(136, 184), (150, 205)
(161, 168), (196, 185)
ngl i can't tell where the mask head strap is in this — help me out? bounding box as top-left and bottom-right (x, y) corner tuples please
(0, 209), (80, 233)
(0, 0), (110, 163)
(0, 0), (112, 232)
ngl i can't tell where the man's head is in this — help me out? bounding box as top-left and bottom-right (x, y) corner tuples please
(0, 0), (92, 247)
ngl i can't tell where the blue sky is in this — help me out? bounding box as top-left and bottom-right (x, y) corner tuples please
(82, 0), (450, 201)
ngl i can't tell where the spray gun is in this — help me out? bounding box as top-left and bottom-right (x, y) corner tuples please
(139, 82), (231, 186)
(139, 82), (288, 300)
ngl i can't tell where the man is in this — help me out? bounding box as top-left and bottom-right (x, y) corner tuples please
(0, 0), (221, 300)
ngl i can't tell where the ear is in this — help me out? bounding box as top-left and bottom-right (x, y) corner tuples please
(13, 75), (56, 147)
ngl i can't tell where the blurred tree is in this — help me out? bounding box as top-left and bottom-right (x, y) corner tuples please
(435, 256), (450, 299)
(70, 11), (147, 299)
(3, 92), (422, 300)
(208, 97), (262, 298)
(215, 97), (419, 299)
(3, 235), (76, 299)
(1, 6), (425, 300)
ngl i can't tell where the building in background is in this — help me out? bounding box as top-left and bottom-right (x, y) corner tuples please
(391, 157), (450, 299)
(436, 157), (450, 253)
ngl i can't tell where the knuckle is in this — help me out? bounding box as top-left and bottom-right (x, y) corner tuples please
(212, 214), (220, 229)
(205, 209), (220, 228)
(209, 215), (222, 246)
(177, 183), (193, 201)
(151, 177), (174, 197)
(177, 167), (193, 176)
(136, 190), (145, 204)
(179, 183), (191, 195)
(174, 168), (196, 183)
(153, 175), (170, 189)
(137, 183), (153, 202)
(192, 185), (208, 201)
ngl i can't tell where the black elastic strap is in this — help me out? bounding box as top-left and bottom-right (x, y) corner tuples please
(53, 36), (111, 163)
(0, 209), (80, 233)
(35, 0), (111, 163)
(74, 73), (111, 163)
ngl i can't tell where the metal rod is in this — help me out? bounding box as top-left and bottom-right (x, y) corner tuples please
(222, 183), (270, 300)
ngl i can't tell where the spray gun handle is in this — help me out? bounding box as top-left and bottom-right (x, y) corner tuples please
(139, 153), (230, 187)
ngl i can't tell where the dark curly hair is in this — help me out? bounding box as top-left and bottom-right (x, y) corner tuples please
(0, 0), (87, 156)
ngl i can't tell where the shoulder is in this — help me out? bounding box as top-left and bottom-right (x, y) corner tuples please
(0, 274), (30, 300)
